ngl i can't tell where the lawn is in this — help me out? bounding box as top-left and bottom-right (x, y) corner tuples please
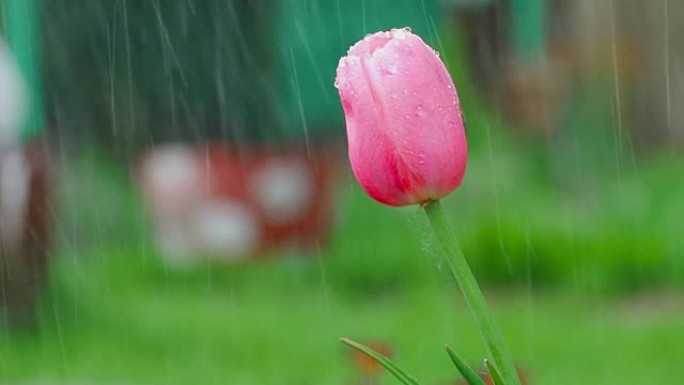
(1, 251), (682, 384)
(0, 150), (683, 384)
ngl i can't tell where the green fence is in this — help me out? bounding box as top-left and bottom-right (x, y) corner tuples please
(273, 0), (442, 141)
(38, 0), (449, 149)
(2, 0), (44, 141)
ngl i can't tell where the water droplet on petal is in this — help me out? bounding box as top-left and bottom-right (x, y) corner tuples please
(392, 28), (407, 40)
(380, 63), (398, 75)
(415, 104), (426, 118)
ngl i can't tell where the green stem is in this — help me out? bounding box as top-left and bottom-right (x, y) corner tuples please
(423, 200), (521, 385)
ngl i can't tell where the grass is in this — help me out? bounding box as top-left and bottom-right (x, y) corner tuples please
(1, 250), (683, 384)
(1, 150), (683, 384)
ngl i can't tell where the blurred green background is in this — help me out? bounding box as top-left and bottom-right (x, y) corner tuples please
(2, 0), (684, 384)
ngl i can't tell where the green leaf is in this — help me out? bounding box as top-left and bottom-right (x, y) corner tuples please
(445, 345), (486, 385)
(484, 359), (505, 385)
(340, 338), (421, 385)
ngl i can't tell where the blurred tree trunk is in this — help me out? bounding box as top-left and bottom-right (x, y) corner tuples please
(0, 142), (51, 330)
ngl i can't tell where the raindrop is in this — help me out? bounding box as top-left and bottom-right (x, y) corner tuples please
(391, 28), (408, 40)
(380, 63), (398, 75)
(415, 104), (426, 118)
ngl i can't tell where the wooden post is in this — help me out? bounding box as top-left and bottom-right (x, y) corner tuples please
(1, 0), (50, 330)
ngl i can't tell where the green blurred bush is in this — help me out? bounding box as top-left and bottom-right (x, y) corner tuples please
(43, 4), (684, 296)
(54, 129), (684, 298)
(325, 143), (684, 296)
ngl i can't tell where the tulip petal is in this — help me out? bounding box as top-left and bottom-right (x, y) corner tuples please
(336, 29), (467, 206)
(368, 30), (467, 198)
(337, 54), (417, 206)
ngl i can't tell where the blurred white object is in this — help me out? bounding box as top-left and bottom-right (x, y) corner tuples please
(139, 145), (204, 262)
(138, 143), (335, 264)
(190, 201), (259, 260)
(0, 38), (28, 145)
(140, 146), (260, 261)
(139, 145), (203, 215)
(250, 160), (314, 225)
(151, 201), (260, 264)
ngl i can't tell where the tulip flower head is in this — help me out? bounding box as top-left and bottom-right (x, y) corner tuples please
(335, 28), (467, 207)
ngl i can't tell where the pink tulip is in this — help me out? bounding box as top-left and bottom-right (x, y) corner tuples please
(335, 28), (467, 206)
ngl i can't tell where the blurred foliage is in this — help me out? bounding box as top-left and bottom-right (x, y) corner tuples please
(7, 241), (684, 384)
(274, 0), (442, 139)
(42, 11), (684, 295)
(52, 125), (684, 298)
(42, 0), (279, 154)
(326, 143), (684, 295)
(40, 0), (446, 156)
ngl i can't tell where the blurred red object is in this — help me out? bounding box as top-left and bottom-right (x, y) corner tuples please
(0, 140), (52, 329)
(348, 341), (394, 376)
(137, 142), (336, 263)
